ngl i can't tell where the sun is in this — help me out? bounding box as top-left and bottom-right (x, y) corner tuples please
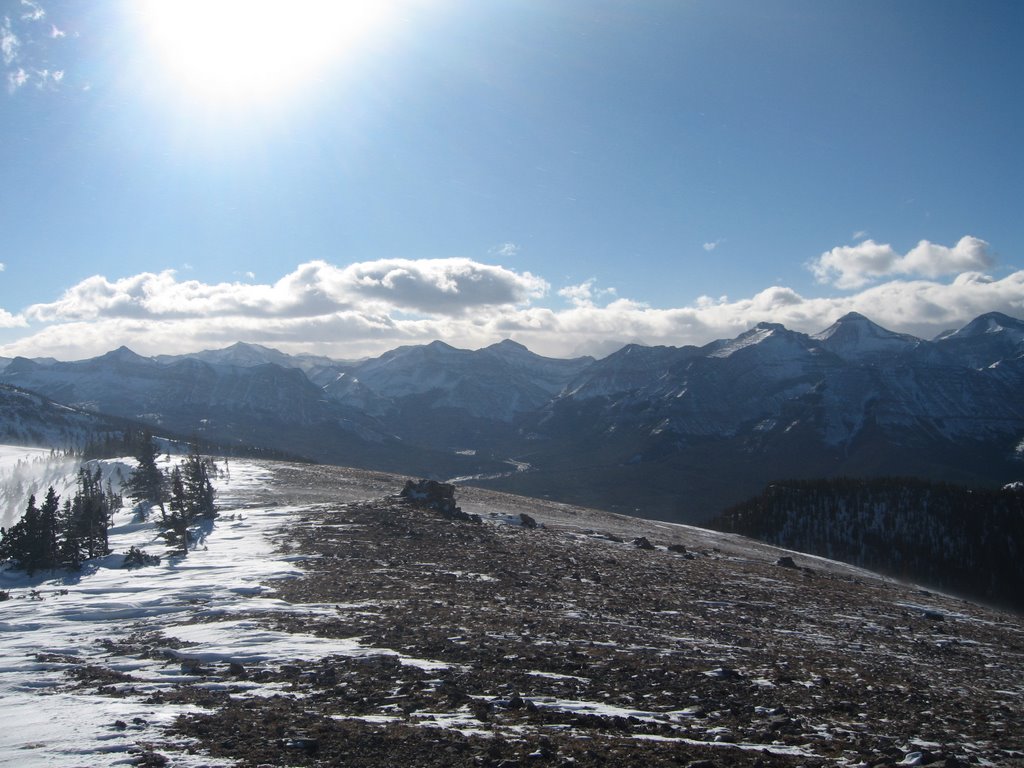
(137, 0), (394, 105)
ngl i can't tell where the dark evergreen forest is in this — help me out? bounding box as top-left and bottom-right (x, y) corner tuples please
(712, 477), (1024, 611)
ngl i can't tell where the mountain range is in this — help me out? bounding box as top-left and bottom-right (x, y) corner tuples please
(3, 310), (1024, 522)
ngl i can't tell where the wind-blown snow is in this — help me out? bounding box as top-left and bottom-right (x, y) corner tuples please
(0, 446), (83, 529)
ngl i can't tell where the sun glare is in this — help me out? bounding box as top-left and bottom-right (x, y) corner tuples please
(138, 0), (394, 105)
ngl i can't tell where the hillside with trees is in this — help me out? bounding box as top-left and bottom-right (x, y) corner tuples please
(711, 477), (1024, 611)
(0, 439), (218, 574)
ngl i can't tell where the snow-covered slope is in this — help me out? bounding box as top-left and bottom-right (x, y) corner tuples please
(0, 384), (128, 453)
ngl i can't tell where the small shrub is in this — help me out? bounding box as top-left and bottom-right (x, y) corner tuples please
(123, 546), (161, 569)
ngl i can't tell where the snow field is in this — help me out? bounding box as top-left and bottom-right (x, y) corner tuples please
(0, 455), (449, 766)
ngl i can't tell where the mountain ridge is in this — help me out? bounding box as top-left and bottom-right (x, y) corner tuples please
(2, 312), (1024, 522)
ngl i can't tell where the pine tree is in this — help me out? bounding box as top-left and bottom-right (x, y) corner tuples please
(182, 446), (216, 521)
(57, 498), (83, 570)
(0, 487), (64, 573)
(124, 431), (167, 518)
(162, 465), (190, 553)
(70, 467), (112, 560)
(0, 495), (45, 574)
(39, 487), (61, 571)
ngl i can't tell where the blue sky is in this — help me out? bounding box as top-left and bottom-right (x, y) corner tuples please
(0, 0), (1021, 360)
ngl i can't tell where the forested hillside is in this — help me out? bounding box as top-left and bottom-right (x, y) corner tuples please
(711, 477), (1024, 611)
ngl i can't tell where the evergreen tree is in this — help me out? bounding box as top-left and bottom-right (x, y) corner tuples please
(57, 498), (83, 570)
(124, 431), (167, 517)
(69, 467), (112, 560)
(158, 448), (217, 555)
(182, 446), (217, 521)
(0, 491), (64, 574)
(0, 495), (40, 573)
(0, 466), (122, 573)
(162, 465), (190, 553)
(39, 487), (61, 571)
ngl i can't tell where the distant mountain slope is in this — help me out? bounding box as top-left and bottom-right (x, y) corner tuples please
(710, 477), (1024, 610)
(0, 384), (128, 450)
(3, 312), (1024, 522)
(0, 350), (505, 480)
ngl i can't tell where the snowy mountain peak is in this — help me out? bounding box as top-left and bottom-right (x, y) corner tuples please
(96, 346), (151, 365)
(488, 338), (529, 353)
(812, 312), (920, 359)
(80, 346), (159, 375)
(943, 311), (1024, 340)
(933, 311), (1024, 368)
(199, 341), (290, 367)
(709, 322), (804, 358)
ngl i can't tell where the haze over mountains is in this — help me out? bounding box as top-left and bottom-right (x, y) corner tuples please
(2, 311), (1024, 522)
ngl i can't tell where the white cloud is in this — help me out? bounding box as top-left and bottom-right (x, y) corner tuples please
(492, 242), (520, 258)
(7, 66), (26, 91)
(852, 230), (868, 241)
(20, 1), (45, 22)
(810, 236), (992, 289)
(899, 236), (992, 278)
(3, 3), (69, 94)
(4, 245), (1024, 361)
(703, 239), (723, 252)
(558, 279), (617, 308)
(24, 258), (549, 324)
(1, 17), (19, 66)
(0, 306), (26, 329)
(337, 258), (547, 314)
(0, 262), (5, 271)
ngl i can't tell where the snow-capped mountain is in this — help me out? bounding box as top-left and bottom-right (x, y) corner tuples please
(812, 311), (923, 361)
(933, 310), (1024, 368)
(330, 339), (592, 421)
(156, 340), (347, 380)
(2, 349), (334, 429)
(3, 312), (1024, 522)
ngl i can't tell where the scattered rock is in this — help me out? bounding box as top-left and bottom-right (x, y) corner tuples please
(776, 556), (798, 568)
(519, 513), (538, 529)
(632, 536), (655, 550)
(668, 543), (688, 554)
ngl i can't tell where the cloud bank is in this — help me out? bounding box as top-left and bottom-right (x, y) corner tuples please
(2, 238), (1022, 361)
(809, 235), (993, 289)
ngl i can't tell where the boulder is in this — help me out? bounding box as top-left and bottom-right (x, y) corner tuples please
(399, 479), (480, 523)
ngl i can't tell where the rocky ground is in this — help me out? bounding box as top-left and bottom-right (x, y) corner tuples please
(67, 463), (1024, 766)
